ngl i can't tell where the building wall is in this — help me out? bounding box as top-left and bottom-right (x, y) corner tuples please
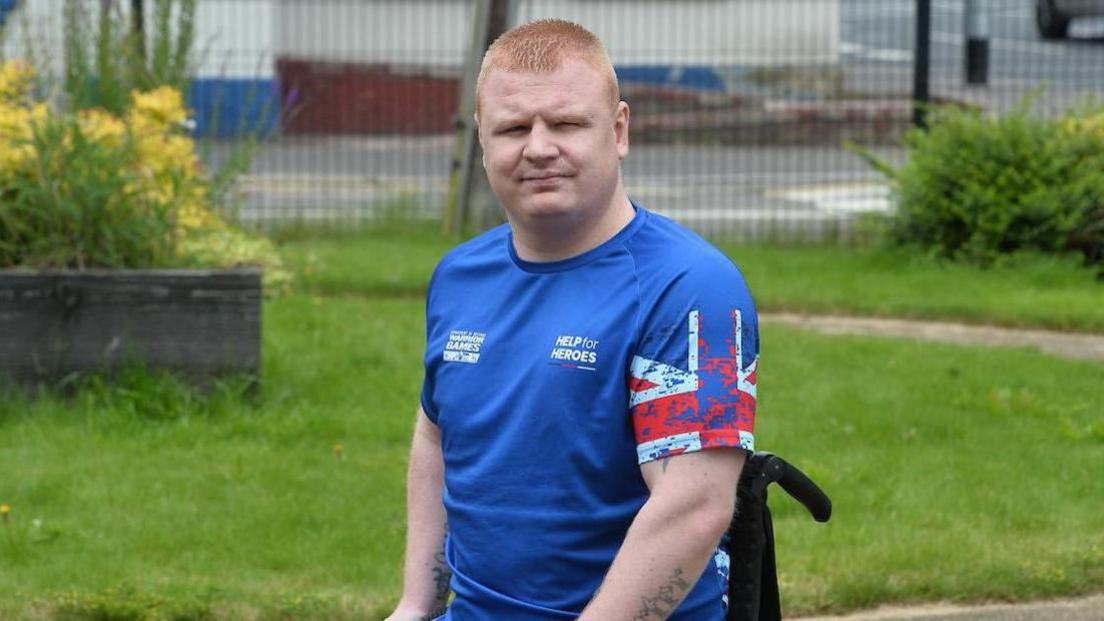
(276, 0), (474, 68)
(515, 0), (839, 66)
(4, 1), (842, 136)
(276, 0), (839, 67)
(189, 0), (280, 136)
(275, 0), (841, 134)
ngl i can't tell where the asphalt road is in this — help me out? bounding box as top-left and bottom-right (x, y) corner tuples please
(209, 138), (905, 236)
(841, 0), (1104, 105)
(842, 0), (1104, 81)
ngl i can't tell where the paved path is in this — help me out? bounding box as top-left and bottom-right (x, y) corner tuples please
(762, 313), (1104, 362)
(796, 593), (1104, 621)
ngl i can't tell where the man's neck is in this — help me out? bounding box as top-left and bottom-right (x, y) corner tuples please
(510, 194), (635, 263)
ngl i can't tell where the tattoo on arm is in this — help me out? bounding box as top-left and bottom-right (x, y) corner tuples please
(660, 457), (672, 473)
(425, 522), (451, 619)
(632, 567), (692, 621)
(431, 549), (451, 605)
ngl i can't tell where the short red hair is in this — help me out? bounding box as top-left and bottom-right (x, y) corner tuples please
(475, 19), (620, 118)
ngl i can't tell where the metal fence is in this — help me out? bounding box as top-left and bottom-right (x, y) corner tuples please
(4, 0), (1104, 241)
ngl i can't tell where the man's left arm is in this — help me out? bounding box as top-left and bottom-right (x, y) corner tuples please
(578, 448), (745, 620)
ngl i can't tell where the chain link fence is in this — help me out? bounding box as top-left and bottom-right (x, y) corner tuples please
(3, 0), (1103, 241)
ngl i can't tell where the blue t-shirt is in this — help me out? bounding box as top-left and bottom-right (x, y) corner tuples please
(421, 204), (759, 620)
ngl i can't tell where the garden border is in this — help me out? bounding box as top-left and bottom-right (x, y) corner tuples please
(0, 268), (262, 388)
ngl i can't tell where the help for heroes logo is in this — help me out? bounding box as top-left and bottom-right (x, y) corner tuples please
(549, 334), (600, 371)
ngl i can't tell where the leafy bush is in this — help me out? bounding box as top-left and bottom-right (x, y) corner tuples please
(0, 59), (289, 290)
(858, 102), (1104, 271)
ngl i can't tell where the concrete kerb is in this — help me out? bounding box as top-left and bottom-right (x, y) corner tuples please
(794, 593), (1104, 621)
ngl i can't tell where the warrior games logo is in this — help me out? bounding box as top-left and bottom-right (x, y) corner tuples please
(444, 329), (486, 364)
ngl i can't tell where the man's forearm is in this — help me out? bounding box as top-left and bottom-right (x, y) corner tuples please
(577, 492), (731, 620)
(579, 450), (743, 621)
(399, 531), (450, 619)
(391, 411), (451, 618)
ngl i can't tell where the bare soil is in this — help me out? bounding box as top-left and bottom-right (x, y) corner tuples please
(762, 313), (1104, 362)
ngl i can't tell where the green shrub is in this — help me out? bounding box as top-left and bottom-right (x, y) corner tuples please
(857, 102), (1104, 271)
(63, 0), (197, 116)
(1, 108), (178, 269)
(0, 61), (291, 291)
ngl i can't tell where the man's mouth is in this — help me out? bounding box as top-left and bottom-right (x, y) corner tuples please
(521, 172), (571, 182)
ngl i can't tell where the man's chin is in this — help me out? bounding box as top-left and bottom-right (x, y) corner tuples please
(511, 195), (581, 222)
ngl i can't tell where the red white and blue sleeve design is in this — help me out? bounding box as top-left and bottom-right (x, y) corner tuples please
(628, 283), (759, 465)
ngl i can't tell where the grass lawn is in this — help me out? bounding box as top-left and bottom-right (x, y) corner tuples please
(2, 278), (1103, 618)
(277, 224), (1104, 332)
(724, 244), (1104, 333)
(1, 295), (424, 620)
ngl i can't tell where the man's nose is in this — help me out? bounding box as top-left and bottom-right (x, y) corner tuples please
(522, 123), (558, 161)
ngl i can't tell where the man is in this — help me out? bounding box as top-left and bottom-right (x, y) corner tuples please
(385, 19), (758, 621)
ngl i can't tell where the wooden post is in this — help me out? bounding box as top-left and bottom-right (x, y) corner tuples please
(443, 0), (513, 236)
(131, 0), (145, 61)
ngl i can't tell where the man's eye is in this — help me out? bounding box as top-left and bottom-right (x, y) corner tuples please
(504, 126), (527, 134)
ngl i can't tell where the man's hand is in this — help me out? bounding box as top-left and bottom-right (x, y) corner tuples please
(382, 607), (444, 621)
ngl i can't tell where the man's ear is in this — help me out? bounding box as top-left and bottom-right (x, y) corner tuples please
(614, 101), (630, 160)
(474, 113), (487, 169)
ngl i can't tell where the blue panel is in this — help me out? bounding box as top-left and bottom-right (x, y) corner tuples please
(0, 0), (15, 26)
(615, 65), (726, 92)
(187, 78), (280, 138)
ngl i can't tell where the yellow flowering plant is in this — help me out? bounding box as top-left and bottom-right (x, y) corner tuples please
(0, 60), (289, 292)
(1061, 109), (1104, 141)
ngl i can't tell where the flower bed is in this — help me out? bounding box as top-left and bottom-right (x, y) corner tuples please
(0, 59), (280, 386)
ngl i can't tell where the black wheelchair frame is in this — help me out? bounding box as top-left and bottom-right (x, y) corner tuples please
(726, 452), (833, 621)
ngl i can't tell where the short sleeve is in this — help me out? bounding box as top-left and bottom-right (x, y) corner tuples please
(420, 261), (445, 425)
(420, 377), (438, 424)
(628, 266), (758, 465)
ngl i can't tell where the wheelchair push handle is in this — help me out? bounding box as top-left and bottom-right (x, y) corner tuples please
(726, 453), (831, 621)
(751, 452), (832, 523)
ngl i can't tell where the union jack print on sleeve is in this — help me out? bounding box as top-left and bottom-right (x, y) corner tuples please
(629, 307), (757, 464)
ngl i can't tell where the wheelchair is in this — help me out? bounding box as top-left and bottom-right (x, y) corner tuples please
(726, 452), (833, 621)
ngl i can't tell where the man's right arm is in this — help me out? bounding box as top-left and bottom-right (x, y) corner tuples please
(385, 407), (450, 621)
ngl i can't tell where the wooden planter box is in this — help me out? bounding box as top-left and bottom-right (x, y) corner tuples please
(0, 269), (262, 389)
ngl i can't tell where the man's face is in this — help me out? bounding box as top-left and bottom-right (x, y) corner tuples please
(477, 59), (629, 227)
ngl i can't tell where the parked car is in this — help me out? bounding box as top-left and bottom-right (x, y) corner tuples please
(1036, 0), (1104, 38)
